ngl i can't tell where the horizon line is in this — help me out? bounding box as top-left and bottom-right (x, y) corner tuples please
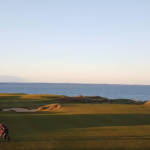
(0, 81), (150, 86)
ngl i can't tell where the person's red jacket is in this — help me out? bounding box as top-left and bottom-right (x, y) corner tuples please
(0, 124), (5, 136)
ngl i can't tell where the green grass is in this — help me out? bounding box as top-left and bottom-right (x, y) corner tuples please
(0, 94), (150, 150)
(0, 94), (63, 109)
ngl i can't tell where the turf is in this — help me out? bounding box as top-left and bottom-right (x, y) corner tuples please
(0, 94), (150, 150)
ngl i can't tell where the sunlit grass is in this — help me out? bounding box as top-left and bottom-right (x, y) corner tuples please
(0, 94), (150, 150)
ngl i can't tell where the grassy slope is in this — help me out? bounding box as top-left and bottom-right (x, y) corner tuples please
(0, 94), (63, 109)
(0, 94), (150, 150)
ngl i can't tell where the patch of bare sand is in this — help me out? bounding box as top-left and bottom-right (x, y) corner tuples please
(3, 108), (36, 112)
(36, 103), (61, 112)
(2, 103), (62, 112)
(144, 101), (150, 106)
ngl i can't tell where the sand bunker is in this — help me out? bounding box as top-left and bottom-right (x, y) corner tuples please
(3, 108), (36, 112)
(144, 101), (150, 106)
(2, 103), (61, 112)
(36, 103), (61, 112)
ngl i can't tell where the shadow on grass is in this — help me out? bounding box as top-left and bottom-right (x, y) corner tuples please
(50, 148), (150, 150)
(1, 113), (150, 132)
(1, 113), (150, 150)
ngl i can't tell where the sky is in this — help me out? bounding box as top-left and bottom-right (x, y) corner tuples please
(0, 0), (150, 84)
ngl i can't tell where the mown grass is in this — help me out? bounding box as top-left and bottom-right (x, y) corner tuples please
(0, 94), (150, 150)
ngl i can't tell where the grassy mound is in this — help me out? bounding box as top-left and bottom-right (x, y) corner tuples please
(0, 93), (144, 110)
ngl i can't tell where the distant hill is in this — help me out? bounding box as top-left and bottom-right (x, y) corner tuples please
(0, 75), (28, 82)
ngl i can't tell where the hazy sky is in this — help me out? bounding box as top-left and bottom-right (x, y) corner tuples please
(0, 0), (150, 84)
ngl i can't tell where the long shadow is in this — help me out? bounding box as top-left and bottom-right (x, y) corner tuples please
(1, 113), (150, 132)
(38, 114), (150, 130)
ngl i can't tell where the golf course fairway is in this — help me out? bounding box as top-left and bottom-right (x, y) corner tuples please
(1, 94), (150, 150)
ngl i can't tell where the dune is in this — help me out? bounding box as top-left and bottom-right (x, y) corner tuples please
(2, 103), (62, 112)
(144, 101), (150, 106)
(36, 103), (61, 112)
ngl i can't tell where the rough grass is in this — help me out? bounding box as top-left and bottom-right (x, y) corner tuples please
(0, 94), (63, 109)
(0, 94), (150, 150)
(0, 93), (144, 110)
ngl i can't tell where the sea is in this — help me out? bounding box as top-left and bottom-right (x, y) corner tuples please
(0, 83), (150, 101)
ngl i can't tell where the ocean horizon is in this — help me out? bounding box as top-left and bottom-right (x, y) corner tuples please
(0, 82), (150, 101)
